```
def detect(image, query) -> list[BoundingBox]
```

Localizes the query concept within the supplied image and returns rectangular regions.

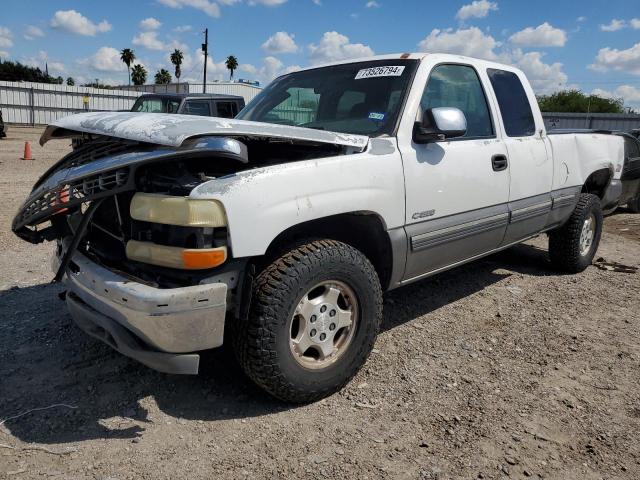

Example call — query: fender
[189,138,406,258]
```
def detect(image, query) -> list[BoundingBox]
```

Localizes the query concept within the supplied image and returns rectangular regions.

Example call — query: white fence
[0,80,263,125]
[120,82,263,101]
[0,80,141,125]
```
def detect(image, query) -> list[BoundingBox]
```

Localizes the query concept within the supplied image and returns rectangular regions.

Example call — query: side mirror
[413,107,467,144]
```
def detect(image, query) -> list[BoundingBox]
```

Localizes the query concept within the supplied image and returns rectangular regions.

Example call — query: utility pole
[202,28,208,93]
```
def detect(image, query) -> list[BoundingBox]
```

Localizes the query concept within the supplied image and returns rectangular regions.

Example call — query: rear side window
[625,137,640,158]
[487,69,536,137]
[420,64,494,138]
[183,100,211,116]
[216,101,238,118]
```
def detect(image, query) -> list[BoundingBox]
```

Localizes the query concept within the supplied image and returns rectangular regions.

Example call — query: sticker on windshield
[355,65,405,79]
[368,112,385,120]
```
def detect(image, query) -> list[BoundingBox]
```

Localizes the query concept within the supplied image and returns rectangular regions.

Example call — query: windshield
[131,97,181,113]
[236,59,418,137]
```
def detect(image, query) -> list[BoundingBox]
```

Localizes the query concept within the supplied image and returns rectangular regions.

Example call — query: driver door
[398,63,510,281]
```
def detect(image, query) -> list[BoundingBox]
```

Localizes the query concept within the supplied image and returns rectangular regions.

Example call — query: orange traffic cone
[21,141,34,160]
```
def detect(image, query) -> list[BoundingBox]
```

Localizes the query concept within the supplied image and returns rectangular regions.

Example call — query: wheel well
[263,213,394,290]
[582,168,611,199]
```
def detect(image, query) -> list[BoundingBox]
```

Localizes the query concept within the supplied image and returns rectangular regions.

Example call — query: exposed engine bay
[13,133,357,288]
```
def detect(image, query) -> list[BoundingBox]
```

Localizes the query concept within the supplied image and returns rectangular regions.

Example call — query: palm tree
[131,64,147,86]
[154,68,172,85]
[170,49,184,88]
[120,48,136,86]
[225,55,238,81]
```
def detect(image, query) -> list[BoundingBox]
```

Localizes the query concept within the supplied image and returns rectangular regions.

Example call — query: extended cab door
[397,62,510,281]
[486,69,554,245]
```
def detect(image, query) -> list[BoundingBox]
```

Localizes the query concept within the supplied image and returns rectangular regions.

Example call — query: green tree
[56,76,64,84]
[154,68,171,85]
[131,64,147,86]
[170,49,184,87]
[537,90,624,114]
[225,55,238,81]
[120,48,136,86]
[66,77,75,86]
[0,60,57,83]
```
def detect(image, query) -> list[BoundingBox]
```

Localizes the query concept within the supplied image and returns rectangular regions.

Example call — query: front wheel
[234,240,382,403]
[548,193,603,273]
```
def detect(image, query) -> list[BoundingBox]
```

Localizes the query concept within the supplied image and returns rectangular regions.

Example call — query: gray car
[130,93,245,119]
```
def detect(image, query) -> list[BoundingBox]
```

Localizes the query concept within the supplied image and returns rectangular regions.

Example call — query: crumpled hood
[40,111,370,151]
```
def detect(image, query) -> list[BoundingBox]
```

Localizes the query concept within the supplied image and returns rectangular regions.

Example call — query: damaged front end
[12,112,368,374]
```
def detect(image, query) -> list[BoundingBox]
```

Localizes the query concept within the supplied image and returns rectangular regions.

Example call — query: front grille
[15,168,130,228]
[33,139,141,191]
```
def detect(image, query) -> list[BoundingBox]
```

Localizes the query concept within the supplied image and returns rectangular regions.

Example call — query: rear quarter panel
[547,133,624,190]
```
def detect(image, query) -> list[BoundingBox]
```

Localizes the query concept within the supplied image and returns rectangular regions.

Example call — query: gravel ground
[0,127,639,480]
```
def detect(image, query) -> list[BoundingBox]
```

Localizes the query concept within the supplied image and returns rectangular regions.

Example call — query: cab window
[487,68,536,137]
[216,101,238,118]
[420,64,494,138]
[183,100,211,116]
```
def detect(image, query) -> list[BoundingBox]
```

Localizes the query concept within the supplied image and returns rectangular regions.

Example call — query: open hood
[40,112,370,151]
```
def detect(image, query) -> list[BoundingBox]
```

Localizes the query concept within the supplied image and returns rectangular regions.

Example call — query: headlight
[126,241,227,270]
[130,193,226,227]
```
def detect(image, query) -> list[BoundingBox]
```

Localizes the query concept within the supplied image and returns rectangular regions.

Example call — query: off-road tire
[233,240,382,403]
[628,196,640,213]
[548,193,603,273]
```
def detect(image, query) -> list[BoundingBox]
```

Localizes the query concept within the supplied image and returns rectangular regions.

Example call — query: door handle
[492,154,508,172]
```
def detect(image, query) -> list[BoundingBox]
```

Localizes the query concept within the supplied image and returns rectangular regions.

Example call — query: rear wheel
[548,193,603,273]
[233,239,382,403]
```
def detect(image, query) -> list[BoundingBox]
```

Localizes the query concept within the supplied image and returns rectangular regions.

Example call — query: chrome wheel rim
[289,280,358,370]
[579,213,596,256]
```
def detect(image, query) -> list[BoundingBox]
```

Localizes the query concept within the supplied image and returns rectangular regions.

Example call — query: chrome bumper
[62,253,228,374]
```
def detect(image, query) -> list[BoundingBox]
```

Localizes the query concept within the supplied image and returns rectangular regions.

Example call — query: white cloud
[157,0,220,18]
[248,0,288,5]
[600,19,626,32]
[0,26,13,49]
[417,28,568,94]
[24,25,45,41]
[240,56,301,84]
[22,51,65,73]
[508,22,566,47]
[456,0,498,21]
[50,10,112,36]
[133,31,165,50]
[511,50,567,93]
[590,43,640,75]
[140,17,162,30]
[576,16,587,22]
[308,31,374,65]
[366,1,380,7]
[180,48,229,82]
[312,0,322,5]
[592,85,640,110]
[631,18,640,29]
[418,27,499,60]
[78,46,126,72]
[0,51,9,59]
[173,25,193,33]
[261,31,298,54]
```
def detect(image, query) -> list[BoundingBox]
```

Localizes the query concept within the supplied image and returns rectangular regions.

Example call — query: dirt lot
[0,127,639,480]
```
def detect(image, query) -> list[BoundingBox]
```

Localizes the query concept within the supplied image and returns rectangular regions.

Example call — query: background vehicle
[0,109,6,138]
[130,93,245,118]
[13,53,624,403]
[615,132,640,212]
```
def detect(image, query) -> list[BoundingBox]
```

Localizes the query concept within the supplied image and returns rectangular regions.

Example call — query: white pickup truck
[13,53,624,403]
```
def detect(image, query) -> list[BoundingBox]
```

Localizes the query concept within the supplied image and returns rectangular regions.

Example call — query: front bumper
[62,253,228,374]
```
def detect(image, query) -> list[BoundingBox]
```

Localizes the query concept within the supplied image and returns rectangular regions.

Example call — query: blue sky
[2,0,640,108]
